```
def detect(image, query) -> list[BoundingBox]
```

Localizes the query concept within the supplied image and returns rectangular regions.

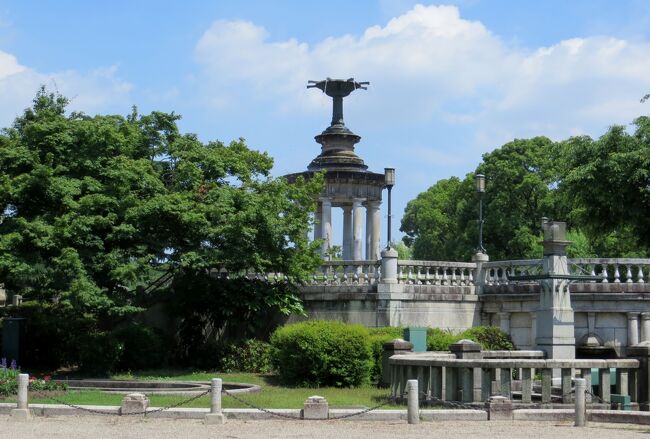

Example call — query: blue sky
[2,1,650,245]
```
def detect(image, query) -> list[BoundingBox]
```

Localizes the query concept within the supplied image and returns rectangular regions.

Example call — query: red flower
[43,375,51,382]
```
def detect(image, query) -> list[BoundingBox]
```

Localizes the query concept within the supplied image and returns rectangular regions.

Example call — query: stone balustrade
[389,353,640,406]
[310,260,381,286]
[569,258,650,284]
[396,260,477,286]
[482,260,543,286]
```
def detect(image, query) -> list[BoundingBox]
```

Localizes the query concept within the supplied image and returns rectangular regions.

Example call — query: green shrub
[367,327,404,383]
[220,339,273,373]
[426,328,463,351]
[78,332,123,375]
[114,324,168,371]
[271,320,372,387]
[425,326,515,352]
[460,326,515,350]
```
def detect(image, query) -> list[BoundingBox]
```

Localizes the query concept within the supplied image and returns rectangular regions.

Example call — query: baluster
[353,270,359,284]
[639,266,646,284]
[442,267,448,285]
[397,265,406,284]
[451,267,457,285]
[433,267,440,285]
[626,265,633,283]
[460,268,465,285]
[414,266,422,285]
[375,265,381,284]
[498,267,504,284]
[468,268,474,285]
[590,265,596,283]
[342,268,349,284]
[614,264,621,283]
[425,267,432,285]
[602,266,609,283]
[363,270,369,285]
[408,265,414,285]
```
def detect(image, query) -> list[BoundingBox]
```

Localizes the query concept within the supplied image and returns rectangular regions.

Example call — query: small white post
[205,378,226,424]
[407,379,419,424]
[10,373,32,420]
[574,378,587,427]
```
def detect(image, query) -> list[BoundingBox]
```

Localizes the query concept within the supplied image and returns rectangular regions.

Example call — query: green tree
[400,176,474,260]
[0,89,322,336]
[556,120,650,256]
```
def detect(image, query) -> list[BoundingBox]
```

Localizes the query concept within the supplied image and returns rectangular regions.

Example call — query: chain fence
[221,388,397,421]
[28,388,212,417]
[12,381,650,420]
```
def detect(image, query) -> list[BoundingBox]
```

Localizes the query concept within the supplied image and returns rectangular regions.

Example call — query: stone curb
[0,403,486,421]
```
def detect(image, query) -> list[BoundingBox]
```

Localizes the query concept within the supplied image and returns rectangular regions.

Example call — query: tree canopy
[401,119,650,260]
[0,89,322,331]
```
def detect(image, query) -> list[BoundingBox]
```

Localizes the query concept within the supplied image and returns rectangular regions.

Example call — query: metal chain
[222,389,396,421]
[29,388,211,416]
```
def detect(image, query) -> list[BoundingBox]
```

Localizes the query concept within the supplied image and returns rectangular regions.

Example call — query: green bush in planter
[426,328,464,351]
[271,320,372,387]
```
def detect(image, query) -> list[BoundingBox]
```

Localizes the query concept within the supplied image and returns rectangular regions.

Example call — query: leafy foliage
[270,320,373,387]
[219,339,273,373]
[427,326,514,351]
[367,326,404,382]
[402,125,650,260]
[0,89,323,370]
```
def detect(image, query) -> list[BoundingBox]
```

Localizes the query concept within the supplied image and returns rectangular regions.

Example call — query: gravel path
[2,417,649,439]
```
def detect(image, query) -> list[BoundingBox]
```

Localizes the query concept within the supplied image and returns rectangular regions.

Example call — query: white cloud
[194,4,650,148]
[0,51,132,126]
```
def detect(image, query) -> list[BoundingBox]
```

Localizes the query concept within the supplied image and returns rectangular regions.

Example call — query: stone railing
[310,260,381,285]
[568,258,650,284]
[481,258,650,286]
[389,352,640,405]
[397,260,477,286]
[482,259,543,286]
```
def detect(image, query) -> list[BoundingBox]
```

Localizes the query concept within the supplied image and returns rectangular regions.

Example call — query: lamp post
[384,168,395,249]
[475,173,486,253]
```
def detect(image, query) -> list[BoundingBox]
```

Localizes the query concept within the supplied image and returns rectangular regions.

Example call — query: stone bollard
[407,379,419,425]
[302,395,328,420]
[486,396,513,421]
[10,373,32,420]
[205,378,226,424]
[120,393,149,415]
[574,378,587,427]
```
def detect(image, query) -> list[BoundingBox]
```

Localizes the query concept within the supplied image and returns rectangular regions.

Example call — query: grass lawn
[22,371,401,410]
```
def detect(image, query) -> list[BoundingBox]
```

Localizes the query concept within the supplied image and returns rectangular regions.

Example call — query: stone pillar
[628,313,640,346]
[535,221,575,360]
[380,247,398,284]
[320,197,332,258]
[472,252,489,295]
[642,313,650,343]
[342,205,353,260]
[529,312,537,349]
[352,198,364,261]
[366,201,381,260]
[499,312,510,336]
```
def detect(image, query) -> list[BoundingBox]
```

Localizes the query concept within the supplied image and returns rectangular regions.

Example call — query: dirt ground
[2,417,650,439]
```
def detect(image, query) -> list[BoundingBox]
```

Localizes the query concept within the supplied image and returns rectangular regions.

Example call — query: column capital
[498,311,511,320]
[319,196,332,205]
[352,197,365,206]
[366,199,381,209]
[628,312,640,320]
[341,204,352,212]
[642,312,650,321]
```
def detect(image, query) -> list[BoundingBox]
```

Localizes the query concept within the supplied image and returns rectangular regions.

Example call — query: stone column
[530,312,537,349]
[342,205,352,260]
[314,203,322,242]
[628,313,640,346]
[642,313,650,343]
[499,312,510,335]
[366,201,381,260]
[320,197,332,258]
[352,198,364,261]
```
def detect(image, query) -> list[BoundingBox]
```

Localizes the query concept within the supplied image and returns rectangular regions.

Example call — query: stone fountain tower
[285,78,386,260]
